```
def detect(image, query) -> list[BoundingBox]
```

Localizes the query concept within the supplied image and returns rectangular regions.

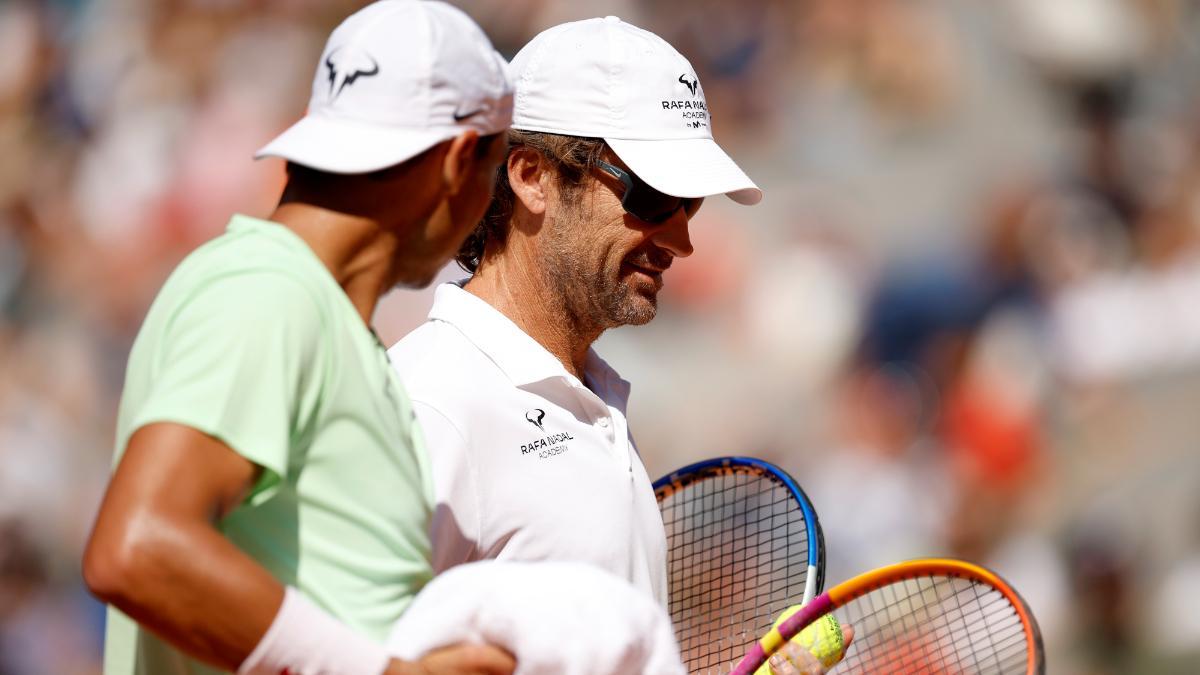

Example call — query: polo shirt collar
[428,282,631,402]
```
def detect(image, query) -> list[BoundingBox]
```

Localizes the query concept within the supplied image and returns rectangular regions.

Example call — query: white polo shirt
[388,283,668,606]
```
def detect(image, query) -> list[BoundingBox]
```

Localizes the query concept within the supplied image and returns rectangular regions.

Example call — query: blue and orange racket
[655,457,825,674]
[735,558,1046,674]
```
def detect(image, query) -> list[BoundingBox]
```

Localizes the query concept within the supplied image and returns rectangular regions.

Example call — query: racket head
[736,558,1045,675]
[654,456,826,673]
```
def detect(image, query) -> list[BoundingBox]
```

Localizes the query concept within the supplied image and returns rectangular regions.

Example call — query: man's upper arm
[83,421,269,607]
[113,424,262,525]
[83,422,288,670]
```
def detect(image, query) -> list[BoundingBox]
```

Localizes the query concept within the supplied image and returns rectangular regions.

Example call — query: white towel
[387,560,686,675]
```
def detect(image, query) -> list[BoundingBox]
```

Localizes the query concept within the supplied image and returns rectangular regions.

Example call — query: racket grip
[731,595,835,675]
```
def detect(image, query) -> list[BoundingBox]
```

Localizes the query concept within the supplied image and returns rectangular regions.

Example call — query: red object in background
[941,381,1040,492]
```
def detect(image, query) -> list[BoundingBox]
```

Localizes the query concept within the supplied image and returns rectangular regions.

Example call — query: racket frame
[653,456,826,604]
[734,558,1046,675]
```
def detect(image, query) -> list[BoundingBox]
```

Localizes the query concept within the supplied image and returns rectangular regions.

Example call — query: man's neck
[464,262,601,382]
[268,202,400,327]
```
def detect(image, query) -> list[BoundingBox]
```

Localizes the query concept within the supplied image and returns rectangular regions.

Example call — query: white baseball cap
[256,0,513,174]
[510,16,761,205]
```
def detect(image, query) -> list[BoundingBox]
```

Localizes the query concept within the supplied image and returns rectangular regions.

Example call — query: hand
[767,624,854,675]
[385,644,516,675]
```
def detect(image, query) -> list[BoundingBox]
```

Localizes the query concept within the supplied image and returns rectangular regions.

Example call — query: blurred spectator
[1065,527,1139,674]
[803,363,954,584]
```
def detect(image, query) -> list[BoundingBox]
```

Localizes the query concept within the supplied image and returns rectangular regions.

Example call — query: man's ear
[508,146,548,216]
[441,130,481,196]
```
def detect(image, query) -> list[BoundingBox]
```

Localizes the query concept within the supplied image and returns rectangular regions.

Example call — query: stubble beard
[543,224,658,336]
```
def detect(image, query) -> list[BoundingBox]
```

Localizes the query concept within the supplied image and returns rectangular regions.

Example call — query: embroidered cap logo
[325,46,380,100]
[678,73,699,97]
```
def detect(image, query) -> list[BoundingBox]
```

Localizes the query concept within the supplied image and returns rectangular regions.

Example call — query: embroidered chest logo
[519,409,574,459]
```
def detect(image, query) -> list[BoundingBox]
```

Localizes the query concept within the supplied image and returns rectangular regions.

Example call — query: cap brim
[255,115,459,174]
[605,137,762,205]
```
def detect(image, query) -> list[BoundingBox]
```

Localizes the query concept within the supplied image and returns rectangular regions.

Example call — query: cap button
[604,15,620,23]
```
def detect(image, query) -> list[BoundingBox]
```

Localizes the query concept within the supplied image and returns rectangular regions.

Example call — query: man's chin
[392,267,440,291]
[616,293,658,326]
[623,311,656,326]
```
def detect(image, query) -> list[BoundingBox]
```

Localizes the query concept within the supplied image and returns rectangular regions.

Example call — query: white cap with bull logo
[509,16,762,205]
[257,0,513,174]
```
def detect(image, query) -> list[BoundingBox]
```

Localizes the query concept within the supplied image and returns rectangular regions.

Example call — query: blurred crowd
[2,0,1199,673]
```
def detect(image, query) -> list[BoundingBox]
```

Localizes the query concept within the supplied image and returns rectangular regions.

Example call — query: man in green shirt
[82,2,515,674]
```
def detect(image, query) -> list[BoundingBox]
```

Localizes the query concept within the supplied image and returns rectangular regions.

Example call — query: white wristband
[238,587,391,675]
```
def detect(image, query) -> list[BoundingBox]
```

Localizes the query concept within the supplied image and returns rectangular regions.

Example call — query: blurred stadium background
[2,0,1200,672]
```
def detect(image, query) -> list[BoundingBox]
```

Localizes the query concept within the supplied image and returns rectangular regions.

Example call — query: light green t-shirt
[104,215,435,675]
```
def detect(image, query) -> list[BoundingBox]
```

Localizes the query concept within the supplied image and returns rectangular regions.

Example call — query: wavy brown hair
[455,130,607,273]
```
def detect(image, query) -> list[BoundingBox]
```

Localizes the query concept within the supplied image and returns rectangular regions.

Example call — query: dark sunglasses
[595,160,703,224]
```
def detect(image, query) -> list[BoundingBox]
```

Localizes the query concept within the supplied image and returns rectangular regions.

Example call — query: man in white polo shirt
[388,16,761,608]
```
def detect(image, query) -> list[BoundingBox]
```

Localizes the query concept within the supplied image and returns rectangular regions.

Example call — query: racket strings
[659,470,813,674]
[832,575,1030,674]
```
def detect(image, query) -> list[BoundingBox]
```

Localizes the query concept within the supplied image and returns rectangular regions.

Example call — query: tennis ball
[754,606,845,674]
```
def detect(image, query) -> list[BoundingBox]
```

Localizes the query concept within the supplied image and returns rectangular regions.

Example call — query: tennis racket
[734,558,1045,675]
[654,456,825,674]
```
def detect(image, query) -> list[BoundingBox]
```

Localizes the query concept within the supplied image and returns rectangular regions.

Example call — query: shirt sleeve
[128,271,326,503]
[413,400,481,572]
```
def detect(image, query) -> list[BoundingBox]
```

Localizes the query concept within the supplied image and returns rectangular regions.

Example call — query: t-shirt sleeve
[414,400,481,572]
[129,271,326,502]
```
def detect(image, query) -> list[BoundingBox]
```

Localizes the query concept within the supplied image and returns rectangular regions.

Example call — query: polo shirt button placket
[597,416,614,444]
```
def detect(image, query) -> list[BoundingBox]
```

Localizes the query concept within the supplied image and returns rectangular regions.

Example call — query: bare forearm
[84,425,511,675]
[84,424,284,671]
[86,508,283,671]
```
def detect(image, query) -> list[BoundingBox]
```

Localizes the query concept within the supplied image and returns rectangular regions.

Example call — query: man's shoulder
[390,319,470,364]
[389,320,503,405]
[153,257,327,337]
[156,225,341,323]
